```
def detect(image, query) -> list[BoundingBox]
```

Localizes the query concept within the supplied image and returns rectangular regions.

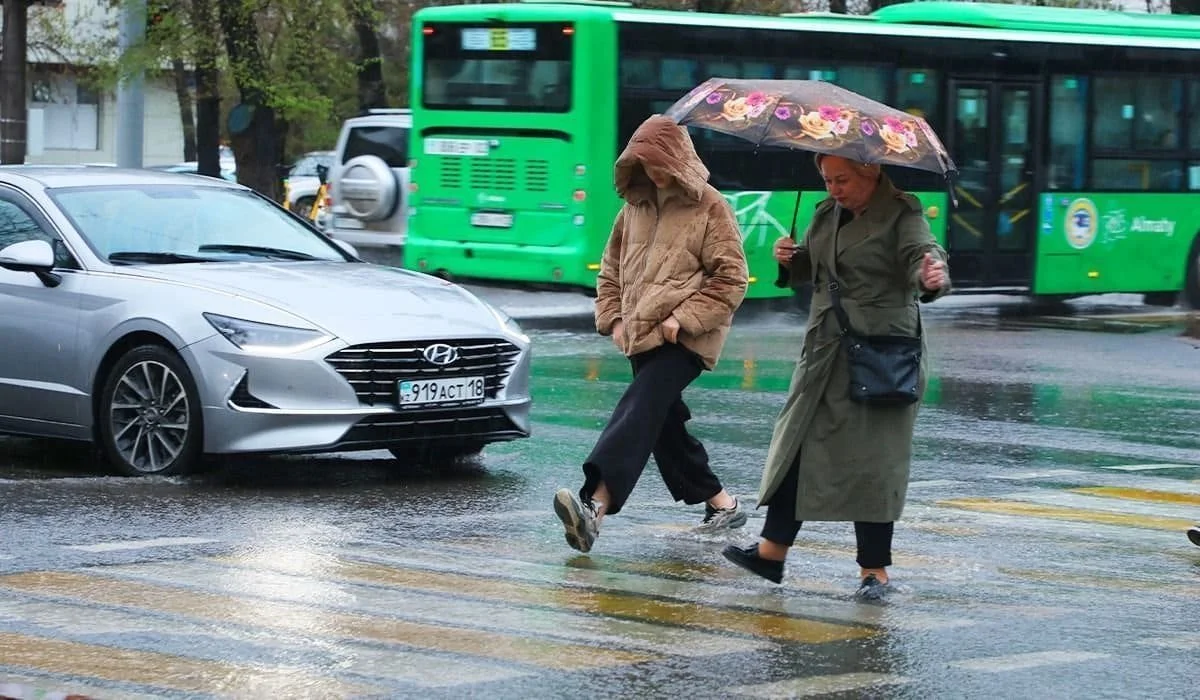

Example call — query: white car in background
[325,110,411,265]
[285,150,336,216]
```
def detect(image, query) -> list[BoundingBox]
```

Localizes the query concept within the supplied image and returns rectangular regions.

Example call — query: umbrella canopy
[665,77,957,177]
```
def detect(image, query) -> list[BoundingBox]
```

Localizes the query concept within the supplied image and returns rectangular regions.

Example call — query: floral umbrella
[665,77,957,177]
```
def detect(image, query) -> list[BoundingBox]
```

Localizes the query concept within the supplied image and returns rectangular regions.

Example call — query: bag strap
[819,206,854,337]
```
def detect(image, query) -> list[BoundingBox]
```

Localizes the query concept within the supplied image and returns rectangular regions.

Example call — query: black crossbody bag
[821,215,922,406]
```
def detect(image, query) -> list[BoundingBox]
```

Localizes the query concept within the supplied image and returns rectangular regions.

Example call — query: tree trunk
[868,0,908,10]
[1171,0,1200,13]
[829,0,847,13]
[172,58,197,162]
[192,0,221,178]
[0,0,29,165]
[347,0,387,112]
[217,0,286,199]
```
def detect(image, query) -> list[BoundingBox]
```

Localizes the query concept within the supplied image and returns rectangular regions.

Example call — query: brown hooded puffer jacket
[595,115,748,370]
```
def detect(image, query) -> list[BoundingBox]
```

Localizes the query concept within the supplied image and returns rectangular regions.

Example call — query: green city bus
[405,0,1200,306]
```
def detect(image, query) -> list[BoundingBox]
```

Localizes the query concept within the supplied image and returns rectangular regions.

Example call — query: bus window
[422,23,573,112]
[661,58,698,91]
[1190,82,1200,149]
[1092,76,1182,151]
[1048,76,1087,191]
[1190,163,1200,191]
[621,58,657,88]
[895,69,939,129]
[1092,159,1182,191]
[781,65,887,103]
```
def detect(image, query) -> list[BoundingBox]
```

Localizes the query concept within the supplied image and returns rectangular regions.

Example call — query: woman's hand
[662,315,681,344]
[920,252,947,291]
[612,319,625,349]
[773,236,797,267]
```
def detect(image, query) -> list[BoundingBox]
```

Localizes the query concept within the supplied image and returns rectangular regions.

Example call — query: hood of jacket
[613,115,709,205]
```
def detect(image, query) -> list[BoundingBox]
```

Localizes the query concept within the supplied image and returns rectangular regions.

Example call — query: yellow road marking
[221,555,872,645]
[998,568,1195,597]
[0,632,376,697]
[0,571,650,670]
[937,498,1193,531]
[1070,486,1200,506]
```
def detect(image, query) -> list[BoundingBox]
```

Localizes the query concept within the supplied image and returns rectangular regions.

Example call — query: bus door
[947,80,1039,289]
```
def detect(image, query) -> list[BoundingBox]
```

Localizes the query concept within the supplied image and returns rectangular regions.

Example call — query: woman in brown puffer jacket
[553,115,750,553]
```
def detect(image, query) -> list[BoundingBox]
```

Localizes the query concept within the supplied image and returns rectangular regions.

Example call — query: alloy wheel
[108,360,192,474]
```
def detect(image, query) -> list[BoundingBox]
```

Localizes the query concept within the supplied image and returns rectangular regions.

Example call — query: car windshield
[291,154,334,178]
[50,184,349,263]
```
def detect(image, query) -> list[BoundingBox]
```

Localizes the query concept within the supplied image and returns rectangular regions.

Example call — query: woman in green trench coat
[722,154,950,600]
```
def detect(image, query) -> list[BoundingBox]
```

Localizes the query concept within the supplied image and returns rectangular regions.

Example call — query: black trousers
[761,453,894,569]
[580,343,724,516]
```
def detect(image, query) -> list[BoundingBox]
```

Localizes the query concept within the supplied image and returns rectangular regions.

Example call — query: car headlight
[203,313,334,354]
[482,301,528,342]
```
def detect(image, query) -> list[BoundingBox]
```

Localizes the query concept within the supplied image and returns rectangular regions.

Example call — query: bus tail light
[422,27,434,35]
[562,26,575,35]
[575,164,586,177]
[573,215,585,226]
[409,182,419,192]
[573,190,586,202]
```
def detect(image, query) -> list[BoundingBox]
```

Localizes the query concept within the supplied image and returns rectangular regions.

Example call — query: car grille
[337,407,527,448]
[325,338,521,406]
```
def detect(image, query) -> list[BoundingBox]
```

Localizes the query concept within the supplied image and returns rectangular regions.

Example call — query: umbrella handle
[776,189,804,289]
[945,173,959,209]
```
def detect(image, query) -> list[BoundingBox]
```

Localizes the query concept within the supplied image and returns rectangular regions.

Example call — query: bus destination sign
[461,27,537,52]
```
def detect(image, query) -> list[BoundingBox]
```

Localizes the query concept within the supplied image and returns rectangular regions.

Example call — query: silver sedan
[0,167,531,476]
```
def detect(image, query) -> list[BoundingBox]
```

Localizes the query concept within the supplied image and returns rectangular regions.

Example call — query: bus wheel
[1185,238,1200,310]
[1143,292,1178,307]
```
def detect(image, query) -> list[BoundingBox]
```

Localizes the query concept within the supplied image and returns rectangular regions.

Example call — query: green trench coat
[758,174,950,522]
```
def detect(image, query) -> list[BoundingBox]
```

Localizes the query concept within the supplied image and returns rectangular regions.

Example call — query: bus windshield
[422,23,573,112]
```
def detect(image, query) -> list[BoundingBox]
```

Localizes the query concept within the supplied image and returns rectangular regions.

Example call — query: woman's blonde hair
[813,153,881,179]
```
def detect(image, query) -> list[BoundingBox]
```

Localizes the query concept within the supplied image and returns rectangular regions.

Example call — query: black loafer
[855,573,892,601]
[722,543,784,584]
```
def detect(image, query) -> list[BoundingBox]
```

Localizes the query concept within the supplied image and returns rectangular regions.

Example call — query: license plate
[425,138,490,157]
[471,212,513,228]
[332,216,364,230]
[398,376,486,407]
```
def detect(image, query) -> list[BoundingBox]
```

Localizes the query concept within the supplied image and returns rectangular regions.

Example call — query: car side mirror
[0,240,61,287]
[331,238,358,258]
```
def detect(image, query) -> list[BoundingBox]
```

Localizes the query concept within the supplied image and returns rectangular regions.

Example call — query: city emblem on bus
[1064,198,1098,250]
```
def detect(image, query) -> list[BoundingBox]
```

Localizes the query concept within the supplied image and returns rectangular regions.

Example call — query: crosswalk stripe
[92,559,771,659]
[221,548,874,644]
[1070,486,1200,506]
[997,568,1195,597]
[0,632,377,697]
[0,673,163,700]
[730,672,911,697]
[935,498,1193,531]
[1101,463,1200,472]
[423,540,977,630]
[948,650,1109,672]
[0,571,652,671]
[65,537,217,553]
[1136,633,1200,651]
[0,595,532,688]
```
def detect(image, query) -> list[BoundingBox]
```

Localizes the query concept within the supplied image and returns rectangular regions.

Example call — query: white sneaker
[554,488,599,553]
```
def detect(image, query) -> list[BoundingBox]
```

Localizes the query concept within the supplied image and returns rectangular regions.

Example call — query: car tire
[389,443,484,466]
[98,344,204,477]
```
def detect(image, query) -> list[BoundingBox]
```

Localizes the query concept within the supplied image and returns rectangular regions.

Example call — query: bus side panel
[1033,192,1198,296]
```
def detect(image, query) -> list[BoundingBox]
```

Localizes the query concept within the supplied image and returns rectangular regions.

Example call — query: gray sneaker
[554,488,599,553]
[696,497,747,532]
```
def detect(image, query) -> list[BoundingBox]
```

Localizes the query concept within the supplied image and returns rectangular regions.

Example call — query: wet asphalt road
[1,293,1198,699]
